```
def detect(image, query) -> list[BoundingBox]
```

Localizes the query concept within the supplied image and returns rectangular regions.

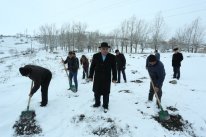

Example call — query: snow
[0,37,206,137]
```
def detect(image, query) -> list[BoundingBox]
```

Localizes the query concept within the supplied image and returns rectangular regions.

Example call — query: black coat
[172,52,183,67]
[116,53,126,70]
[89,52,117,95]
[70,57,79,72]
[23,65,52,94]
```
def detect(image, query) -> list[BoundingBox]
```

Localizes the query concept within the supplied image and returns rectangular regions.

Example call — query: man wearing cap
[115,49,127,83]
[89,42,117,111]
[172,48,183,80]
[146,55,165,107]
[19,65,52,107]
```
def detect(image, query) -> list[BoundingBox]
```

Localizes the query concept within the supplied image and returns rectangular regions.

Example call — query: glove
[29,92,33,97]
[122,66,126,69]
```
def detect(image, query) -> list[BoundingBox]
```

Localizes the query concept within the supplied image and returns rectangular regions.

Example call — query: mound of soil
[153,114,196,137]
[13,111,42,136]
[92,125,118,136]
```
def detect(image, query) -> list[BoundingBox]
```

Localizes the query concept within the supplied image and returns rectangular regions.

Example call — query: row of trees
[38,14,206,53]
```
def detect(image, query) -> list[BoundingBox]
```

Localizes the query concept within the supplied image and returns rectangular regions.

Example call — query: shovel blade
[21,110,35,119]
[158,110,170,121]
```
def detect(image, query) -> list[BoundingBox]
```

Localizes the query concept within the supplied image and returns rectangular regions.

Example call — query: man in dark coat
[19,65,52,107]
[146,55,165,107]
[115,49,127,83]
[89,42,117,110]
[172,48,183,80]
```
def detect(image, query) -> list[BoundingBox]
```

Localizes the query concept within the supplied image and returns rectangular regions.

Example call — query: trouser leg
[94,93,101,105]
[122,69,126,82]
[69,72,73,87]
[73,72,78,91]
[148,82,154,101]
[82,70,85,79]
[177,67,180,79]
[41,73,52,105]
[117,69,121,82]
[103,94,109,109]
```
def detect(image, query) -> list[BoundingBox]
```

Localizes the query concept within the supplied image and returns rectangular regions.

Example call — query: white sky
[1,0,206,35]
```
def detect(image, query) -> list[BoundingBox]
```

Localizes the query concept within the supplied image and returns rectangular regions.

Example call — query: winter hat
[68,51,73,55]
[115,49,119,53]
[173,47,179,51]
[19,67,30,76]
[148,55,157,62]
[99,42,110,48]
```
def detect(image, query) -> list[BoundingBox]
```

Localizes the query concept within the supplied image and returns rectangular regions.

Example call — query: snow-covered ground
[0,37,206,137]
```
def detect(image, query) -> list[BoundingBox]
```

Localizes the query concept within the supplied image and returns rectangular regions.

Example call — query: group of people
[19,42,183,111]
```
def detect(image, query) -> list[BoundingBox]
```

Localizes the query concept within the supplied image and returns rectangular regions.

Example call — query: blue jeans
[69,71,78,90]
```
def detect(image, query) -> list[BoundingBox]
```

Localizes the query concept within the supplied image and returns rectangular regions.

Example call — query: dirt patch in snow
[13,111,42,136]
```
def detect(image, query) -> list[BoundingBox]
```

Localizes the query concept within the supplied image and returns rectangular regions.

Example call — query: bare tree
[133,19,150,53]
[87,31,100,52]
[119,20,129,53]
[190,18,205,53]
[174,18,205,52]
[150,13,166,50]
[72,22,87,52]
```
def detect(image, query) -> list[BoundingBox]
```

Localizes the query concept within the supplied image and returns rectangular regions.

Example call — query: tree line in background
[37,14,206,53]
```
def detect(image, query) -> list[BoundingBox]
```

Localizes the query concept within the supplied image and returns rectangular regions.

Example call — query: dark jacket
[147,60,165,88]
[80,57,89,69]
[172,52,183,67]
[116,53,126,70]
[89,52,117,95]
[23,65,52,94]
[70,57,79,72]
[64,56,72,70]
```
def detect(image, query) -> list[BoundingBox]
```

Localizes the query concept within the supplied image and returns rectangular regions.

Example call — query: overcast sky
[1,0,206,35]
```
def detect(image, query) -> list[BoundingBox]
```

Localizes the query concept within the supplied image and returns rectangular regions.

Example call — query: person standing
[115,49,127,83]
[19,65,52,107]
[69,52,79,92]
[172,48,183,80]
[89,42,117,111]
[146,55,165,107]
[80,55,89,79]
[154,49,160,60]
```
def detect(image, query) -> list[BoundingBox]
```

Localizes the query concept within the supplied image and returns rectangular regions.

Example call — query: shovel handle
[61,57,70,82]
[27,81,34,111]
[148,74,163,110]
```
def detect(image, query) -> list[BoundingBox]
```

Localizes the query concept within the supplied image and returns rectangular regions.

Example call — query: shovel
[150,76,170,121]
[21,81,35,119]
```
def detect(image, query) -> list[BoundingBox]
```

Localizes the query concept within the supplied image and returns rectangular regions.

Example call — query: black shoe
[40,104,47,107]
[93,104,100,107]
[102,105,108,109]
